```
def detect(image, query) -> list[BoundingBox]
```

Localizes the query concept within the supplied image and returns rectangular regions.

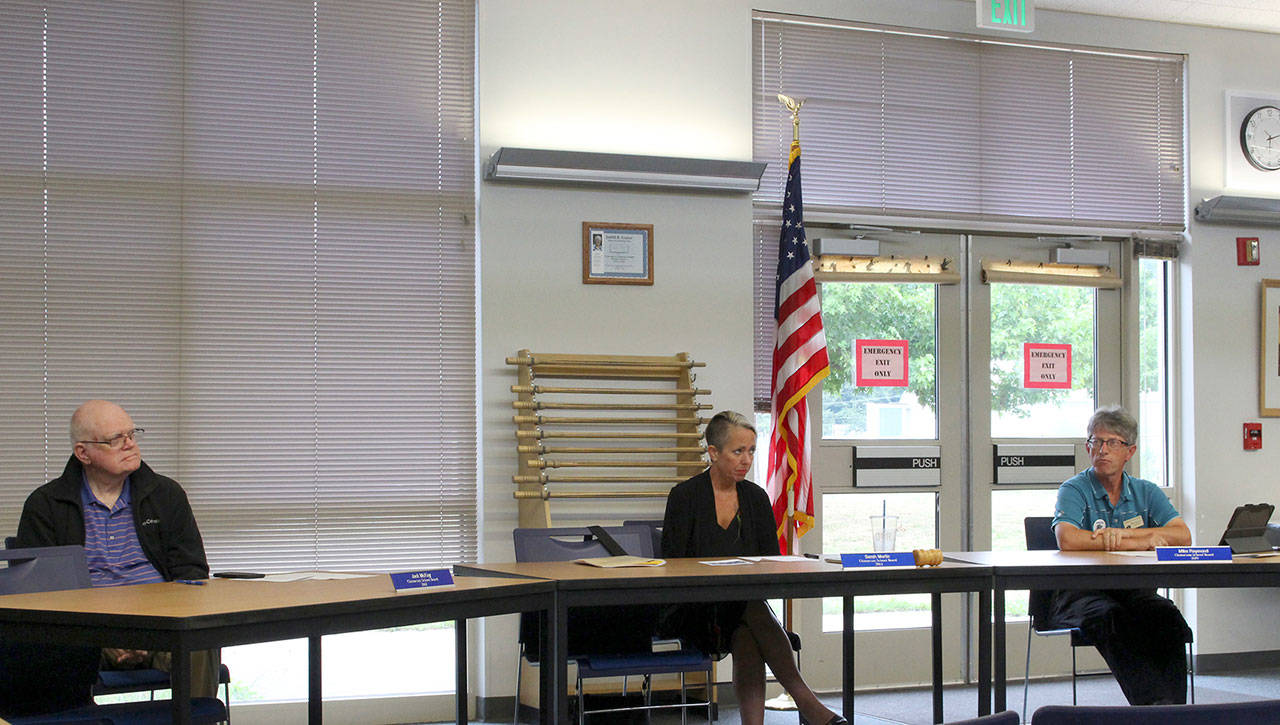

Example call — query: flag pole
[765,93,805,715]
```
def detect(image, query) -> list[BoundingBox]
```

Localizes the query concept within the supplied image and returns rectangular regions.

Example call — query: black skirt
[659,600,747,659]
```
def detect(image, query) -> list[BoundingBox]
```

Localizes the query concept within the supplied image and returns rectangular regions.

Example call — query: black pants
[1049,588,1191,705]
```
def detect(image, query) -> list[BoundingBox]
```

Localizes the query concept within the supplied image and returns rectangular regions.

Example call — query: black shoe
[826,717,848,725]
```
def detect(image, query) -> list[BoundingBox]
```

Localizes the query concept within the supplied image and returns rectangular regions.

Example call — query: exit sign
[977,0,1035,33]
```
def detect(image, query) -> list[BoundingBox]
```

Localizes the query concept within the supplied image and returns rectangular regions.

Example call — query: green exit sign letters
[977,0,1035,33]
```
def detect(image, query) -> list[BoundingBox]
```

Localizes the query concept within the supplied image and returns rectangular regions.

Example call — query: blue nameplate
[390,568,455,591]
[1155,546,1232,562]
[841,552,915,568]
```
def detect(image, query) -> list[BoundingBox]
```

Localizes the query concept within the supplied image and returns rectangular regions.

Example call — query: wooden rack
[508,350,711,527]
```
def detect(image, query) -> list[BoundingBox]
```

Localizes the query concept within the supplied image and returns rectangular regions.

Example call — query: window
[751,14,1184,398]
[820,282,938,440]
[821,492,937,631]
[752,12,1185,228]
[990,283,1097,438]
[0,0,476,703]
[1138,257,1172,485]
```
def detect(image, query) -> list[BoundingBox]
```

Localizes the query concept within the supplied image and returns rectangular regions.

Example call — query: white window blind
[0,0,477,572]
[751,12,1185,405]
[752,12,1186,228]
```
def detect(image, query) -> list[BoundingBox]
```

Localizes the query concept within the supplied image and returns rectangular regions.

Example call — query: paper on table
[574,556,665,568]
[700,558,752,566]
[741,555,810,562]
[1106,551,1157,557]
[261,571,374,582]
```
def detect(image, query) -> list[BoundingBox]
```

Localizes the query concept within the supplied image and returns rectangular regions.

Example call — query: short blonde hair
[704,410,755,449]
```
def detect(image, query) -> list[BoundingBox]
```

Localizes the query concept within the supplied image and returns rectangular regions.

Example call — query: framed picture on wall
[1261,279,1280,416]
[582,222,653,285]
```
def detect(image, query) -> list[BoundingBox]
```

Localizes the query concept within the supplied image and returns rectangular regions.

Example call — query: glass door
[969,234,1123,677]
[795,230,967,690]
[793,232,1129,691]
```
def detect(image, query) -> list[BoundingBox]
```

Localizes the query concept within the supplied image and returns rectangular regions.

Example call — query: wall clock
[1241,105,1280,171]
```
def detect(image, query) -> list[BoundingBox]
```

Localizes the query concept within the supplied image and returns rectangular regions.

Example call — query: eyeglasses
[1086,436,1131,450]
[79,428,144,450]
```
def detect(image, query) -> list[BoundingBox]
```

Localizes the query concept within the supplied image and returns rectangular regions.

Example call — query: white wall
[476,0,1280,699]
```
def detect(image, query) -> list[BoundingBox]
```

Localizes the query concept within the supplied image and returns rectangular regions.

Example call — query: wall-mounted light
[1195,195,1280,226]
[981,258,1120,288]
[814,253,960,284]
[484,147,767,193]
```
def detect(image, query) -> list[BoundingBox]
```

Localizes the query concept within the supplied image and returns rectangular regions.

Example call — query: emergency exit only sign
[977,0,1035,33]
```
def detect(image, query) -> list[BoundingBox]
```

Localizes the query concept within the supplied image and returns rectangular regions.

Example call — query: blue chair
[1029,699,1280,724]
[1022,516,1194,720]
[3,537,231,719]
[513,525,712,725]
[7,698,227,724]
[944,711,1019,725]
[92,664,231,720]
[0,546,104,718]
[0,546,226,725]
[622,519,665,559]
[623,517,807,722]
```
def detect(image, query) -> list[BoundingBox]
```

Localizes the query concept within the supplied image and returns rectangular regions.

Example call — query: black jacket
[661,469,780,558]
[16,455,209,581]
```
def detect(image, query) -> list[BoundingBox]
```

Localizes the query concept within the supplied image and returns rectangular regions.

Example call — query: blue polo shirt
[1052,468,1180,533]
[81,474,165,587]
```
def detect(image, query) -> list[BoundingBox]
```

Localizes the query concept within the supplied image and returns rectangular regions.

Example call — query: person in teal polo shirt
[1048,405,1192,704]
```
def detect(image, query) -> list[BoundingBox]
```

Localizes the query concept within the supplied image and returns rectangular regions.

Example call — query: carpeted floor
[504,667,1280,724]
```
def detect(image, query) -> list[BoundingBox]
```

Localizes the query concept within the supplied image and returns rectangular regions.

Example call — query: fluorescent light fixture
[1052,247,1110,266]
[814,237,881,257]
[981,259,1120,288]
[484,147,767,192]
[1195,195,1280,226]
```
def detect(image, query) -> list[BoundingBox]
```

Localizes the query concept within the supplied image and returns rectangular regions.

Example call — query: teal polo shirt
[1052,468,1180,533]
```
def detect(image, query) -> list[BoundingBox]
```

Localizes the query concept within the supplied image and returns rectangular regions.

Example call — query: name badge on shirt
[1123,515,1144,529]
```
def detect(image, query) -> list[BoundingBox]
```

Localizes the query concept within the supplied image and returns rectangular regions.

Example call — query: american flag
[766,140,830,554]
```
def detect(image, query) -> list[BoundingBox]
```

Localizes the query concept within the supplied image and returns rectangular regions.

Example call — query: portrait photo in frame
[582,222,653,285]
[1261,279,1280,416]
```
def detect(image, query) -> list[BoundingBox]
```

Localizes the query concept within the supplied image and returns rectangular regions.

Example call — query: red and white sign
[856,339,909,387]
[1023,343,1072,389]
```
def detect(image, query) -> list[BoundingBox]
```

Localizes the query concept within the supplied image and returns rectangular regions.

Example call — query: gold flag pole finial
[777,94,804,142]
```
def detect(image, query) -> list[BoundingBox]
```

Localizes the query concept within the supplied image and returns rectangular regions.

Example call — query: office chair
[942,711,1019,725]
[93,665,232,720]
[512,525,713,725]
[5,698,229,725]
[1021,516,1194,721]
[623,517,807,722]
[3,537,231,720]
[0,546,227,725]
[1029,699,1280,725]
[622,519,665,560]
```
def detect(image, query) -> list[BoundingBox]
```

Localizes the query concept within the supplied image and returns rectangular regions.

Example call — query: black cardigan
[661,469,780,558]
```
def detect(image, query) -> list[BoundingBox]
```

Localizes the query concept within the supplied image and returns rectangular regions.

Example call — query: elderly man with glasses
[1047,405,1192,705]
[14,399,219,701]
